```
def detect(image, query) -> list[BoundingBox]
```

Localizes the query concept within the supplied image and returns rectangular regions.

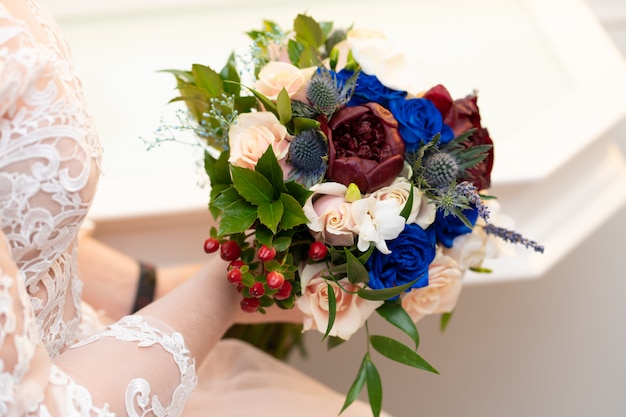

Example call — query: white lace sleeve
[1,230,197,417]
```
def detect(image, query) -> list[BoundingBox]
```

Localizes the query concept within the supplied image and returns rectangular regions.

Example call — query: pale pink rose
[267,42,291,63]
[401,249,463,324]
[254,62,315,102]
[228,111,290,170]
[296,263,383,340]
[368,178,436,229]
[303,182,356,247]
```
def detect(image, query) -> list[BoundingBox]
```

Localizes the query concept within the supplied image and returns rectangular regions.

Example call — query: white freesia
[296,263,383,340]
[303,182,357,247]
[401,249,463,324]
[254,61,315,102]
[351,196,406,254]
[369,178,436,229]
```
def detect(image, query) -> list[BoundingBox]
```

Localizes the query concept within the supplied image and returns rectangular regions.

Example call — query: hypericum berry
[257,245,276,262]
[227,268,243,285]
[266,271,285,290]
[220,240,241,262]
[274,280,293,300]
[240,297,261,313]
[308,241,328,261]
[229,260,245,269]
[249,282,265,298]
[203,237,220,254]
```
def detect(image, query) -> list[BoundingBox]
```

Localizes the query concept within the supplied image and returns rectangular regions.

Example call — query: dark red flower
[423,84,494,190]
[322,103,405,193]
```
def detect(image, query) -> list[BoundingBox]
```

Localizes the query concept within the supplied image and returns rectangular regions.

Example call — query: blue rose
[388,98,454,151]
[366,223,436,298]
[428,206,479,248]
[335,69,407,108]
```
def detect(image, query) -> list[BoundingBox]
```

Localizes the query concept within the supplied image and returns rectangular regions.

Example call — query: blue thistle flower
[307,72,341,113]
[287,129,328,188]
[423,152,459,188]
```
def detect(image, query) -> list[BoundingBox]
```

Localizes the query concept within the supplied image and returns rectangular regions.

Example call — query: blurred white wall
[294,2,626,414]
[39,0,626,415]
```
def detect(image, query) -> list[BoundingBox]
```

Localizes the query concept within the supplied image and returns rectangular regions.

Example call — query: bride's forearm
[137,254,238,361]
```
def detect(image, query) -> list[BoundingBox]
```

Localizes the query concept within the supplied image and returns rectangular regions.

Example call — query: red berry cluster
[203,237,297,313]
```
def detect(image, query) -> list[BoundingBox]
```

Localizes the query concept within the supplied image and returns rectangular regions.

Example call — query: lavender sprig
[456,181,490,222]
[482,224,545,254]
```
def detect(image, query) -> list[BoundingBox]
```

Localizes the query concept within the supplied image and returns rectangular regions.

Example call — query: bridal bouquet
[159,13,543,416]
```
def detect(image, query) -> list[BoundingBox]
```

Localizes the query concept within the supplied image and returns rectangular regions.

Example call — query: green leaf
[272,235,292,252]
[322,282,337,340]
[230,165,273,206]
[234,95,258,114]
[255,148,287,197]
[369,335,439,374]
[192,64,223,97]
[255,224,274,247]
[204,150,232,186]
[469,266,493,274]
[160,68,194,83]
[245,86,278,117]
[376,301,420,348]
[210,186,242,211]
[208,183,230,218]
[278,193,309,230]
[357,275,423,301]
[294,14,323,48]
[276,88,292,125]
[218,201,258,235]
[219,52,241,96]
[340,355,368,414]
[298,45,322,68]
[365,359,382,417]
[258,200,284,234]
[440,311,453,332]
[399,185,414,221]
[284,181,313,206]
[345,249,370,284]
[287,38,304,67]
[292,117,320,135]
[327,335,345,350]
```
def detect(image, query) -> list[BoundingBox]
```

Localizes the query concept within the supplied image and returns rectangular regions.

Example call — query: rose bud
[423,84,494,190]
[322,103,405,193]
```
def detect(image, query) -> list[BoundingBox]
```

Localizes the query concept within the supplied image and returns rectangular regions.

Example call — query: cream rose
[345,28,428,95]
[303,182,356,247]
[444,200,514,271]
[296,263,383,340]
[401,249,463,324]
[228,111,290,170]
[368,178,436,229]
[254,61,315,102]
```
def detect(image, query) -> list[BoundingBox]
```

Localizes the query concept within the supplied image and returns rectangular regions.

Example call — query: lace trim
[72,316,198,417]
[0,267,45,416]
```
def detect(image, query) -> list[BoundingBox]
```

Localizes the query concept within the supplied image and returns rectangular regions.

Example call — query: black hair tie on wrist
[131,262,156,313]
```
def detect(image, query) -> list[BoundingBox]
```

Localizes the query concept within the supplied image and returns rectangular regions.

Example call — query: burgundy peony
[322,103,405,193]
[423,84,494,190]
